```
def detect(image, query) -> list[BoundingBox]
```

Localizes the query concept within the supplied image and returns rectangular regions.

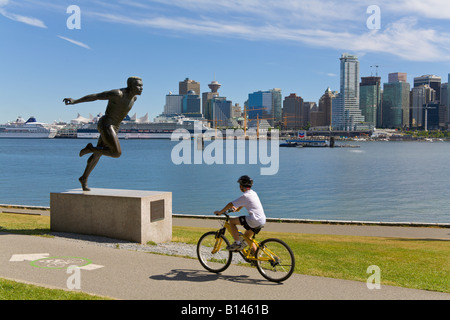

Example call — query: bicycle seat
[252,225,264,236]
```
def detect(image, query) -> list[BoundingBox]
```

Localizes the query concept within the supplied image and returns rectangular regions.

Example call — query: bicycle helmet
[237,175,253,188]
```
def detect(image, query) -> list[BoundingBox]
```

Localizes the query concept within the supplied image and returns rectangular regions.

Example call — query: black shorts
[239,216,263,234]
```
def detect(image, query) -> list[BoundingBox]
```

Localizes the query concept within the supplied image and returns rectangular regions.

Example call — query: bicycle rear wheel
[197,231,232,273]
[255,238,295,282]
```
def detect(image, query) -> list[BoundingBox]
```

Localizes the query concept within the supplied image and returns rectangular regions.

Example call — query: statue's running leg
[79,153,101,191]
[79,125,121,158]
[79,143,94,157]
[77,125,121,191]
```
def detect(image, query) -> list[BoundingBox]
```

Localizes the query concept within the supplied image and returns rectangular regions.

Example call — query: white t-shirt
[232,189,266,228]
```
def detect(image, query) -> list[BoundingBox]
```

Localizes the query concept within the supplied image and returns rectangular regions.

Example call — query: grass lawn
[1,212,449,298]
[0,278,110,300]
[172,225,450,293]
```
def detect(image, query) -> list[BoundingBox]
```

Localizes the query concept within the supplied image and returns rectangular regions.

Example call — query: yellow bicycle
[196,210,295,282]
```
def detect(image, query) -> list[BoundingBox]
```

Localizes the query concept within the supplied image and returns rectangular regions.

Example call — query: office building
[440,83,448,127]
[247,90,273,122]
[360,77,381,128]
[164,92,183,115]
[332,53,366,130]
[388,72,407,83]
[182,90,201,115]
[179,78,200,96]
[271,88,282,124]
[210,97,232,126]
[282,93,304,130]
[413,74,441,128]
[247,89,282,125]
[331,93,343,130]
[446,74,450,127]
[414,75,441,102]
[303,102,316,125]
[411,85,435,128]
[425,102,440,130]
[382,80,410,128]
[311,87,334,128]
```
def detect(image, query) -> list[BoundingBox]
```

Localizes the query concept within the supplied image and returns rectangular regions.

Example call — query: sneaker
[227,242,246,251]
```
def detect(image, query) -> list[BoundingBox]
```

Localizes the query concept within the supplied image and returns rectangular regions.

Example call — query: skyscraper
[360,76,381,128]
[247,90,274,123]
[440,82,448,127]
[164,92,183,115]
[414,75,443,128]
[247,89,282,126]
[414,75,441,102]
[447,74,450,126]
[382,74,410,128]
[270,88,282,125]
[210,97,232,126]
[282,93,304,130]
[332,53,366,130]
[311,87,334,128]
[411,84,435,128]
[331,92,344,130]
[388,72,407,83]
[182,90,201,115]
[179,78,200,96]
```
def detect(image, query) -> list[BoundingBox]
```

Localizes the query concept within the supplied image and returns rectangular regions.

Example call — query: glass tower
[448,74,450,125]
[382,81,410,128]
[360,77,381,128]
[270,88,282,124]
[333,53,366,130]
[414,75,441,102]
[248,91,273,121]
[211,97,232,125]
[182,90,201,114]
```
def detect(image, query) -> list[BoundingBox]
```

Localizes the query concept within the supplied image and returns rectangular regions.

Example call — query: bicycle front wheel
[256,238,295,282]
[197,231,232,273]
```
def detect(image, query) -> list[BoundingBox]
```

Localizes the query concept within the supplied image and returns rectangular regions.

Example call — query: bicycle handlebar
[216,208,234,219]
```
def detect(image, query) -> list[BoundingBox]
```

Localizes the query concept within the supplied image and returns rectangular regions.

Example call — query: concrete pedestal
[50,188,172,244]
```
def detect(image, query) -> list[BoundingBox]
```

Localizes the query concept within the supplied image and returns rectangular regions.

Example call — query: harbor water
[0,138,448,224]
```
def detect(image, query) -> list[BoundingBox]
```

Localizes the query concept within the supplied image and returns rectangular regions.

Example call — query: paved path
[0,217,449,301]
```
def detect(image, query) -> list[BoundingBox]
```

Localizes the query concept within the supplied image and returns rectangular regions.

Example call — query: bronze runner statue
[63,76,143,191]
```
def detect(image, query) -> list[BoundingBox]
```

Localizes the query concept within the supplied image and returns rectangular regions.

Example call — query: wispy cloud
[90,1,450,62]
[385,0,450,20]
[0,0,47,28]
[0,9,47,28]
[57,35,91,49]
[4,0,450,61]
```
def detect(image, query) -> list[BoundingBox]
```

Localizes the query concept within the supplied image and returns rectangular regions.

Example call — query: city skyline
[1,0,450,124]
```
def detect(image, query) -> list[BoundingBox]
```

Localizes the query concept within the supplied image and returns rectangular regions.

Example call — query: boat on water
[0,117,57,139]
[77,118,208,139]
[280,136,360,148]
[280,139,329,148]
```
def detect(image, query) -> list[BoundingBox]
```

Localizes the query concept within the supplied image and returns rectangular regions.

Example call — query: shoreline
[2,203,449,229]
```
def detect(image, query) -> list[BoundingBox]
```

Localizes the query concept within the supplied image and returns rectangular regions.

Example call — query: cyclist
[214,175,266,252]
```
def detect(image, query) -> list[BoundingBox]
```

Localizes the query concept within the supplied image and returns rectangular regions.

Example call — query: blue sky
[1,0,450,124]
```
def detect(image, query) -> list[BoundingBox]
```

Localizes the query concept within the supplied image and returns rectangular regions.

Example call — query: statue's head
[127,76,143,95]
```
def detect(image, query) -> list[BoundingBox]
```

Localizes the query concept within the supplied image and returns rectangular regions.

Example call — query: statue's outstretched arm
[63,89,121,105]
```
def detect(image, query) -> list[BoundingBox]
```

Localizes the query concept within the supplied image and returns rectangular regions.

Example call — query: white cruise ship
[76,115,208,139]
[0,117,57,139]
